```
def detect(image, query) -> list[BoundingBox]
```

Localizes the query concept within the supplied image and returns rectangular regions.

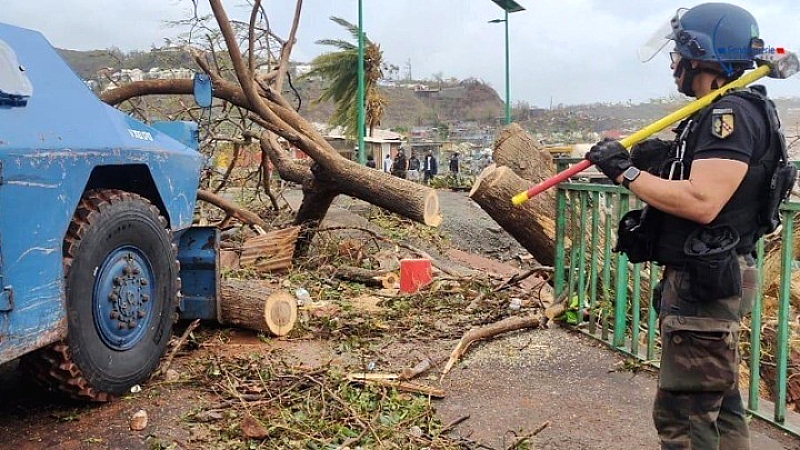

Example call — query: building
[314,123,403,163]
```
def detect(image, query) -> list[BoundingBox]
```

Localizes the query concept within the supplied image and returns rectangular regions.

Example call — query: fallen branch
[328,265,398,289]
[159,319,200,377]
[466,266,553,312]
[196,189,268,229]
[441,315,541,380]
[399,357,433,381]
[506,420,551,450]
[347,373,445,398]
[346,372,399,381]
[441,415,470,434]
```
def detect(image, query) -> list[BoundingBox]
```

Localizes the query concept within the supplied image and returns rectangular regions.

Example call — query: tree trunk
[219,279,297,336]
[255,131,442,232]
[294,180,338,255]
[493,123,554,184]
[470,164,558,266]
[311,160,442,227]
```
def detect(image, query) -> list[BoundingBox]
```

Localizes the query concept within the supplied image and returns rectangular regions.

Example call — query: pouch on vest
[659,315,738,392]
[761,164,797,235]
[682,225,741,302]
[614,207,660,263]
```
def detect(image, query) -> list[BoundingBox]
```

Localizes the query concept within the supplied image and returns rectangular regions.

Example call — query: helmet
[671,3,760,71]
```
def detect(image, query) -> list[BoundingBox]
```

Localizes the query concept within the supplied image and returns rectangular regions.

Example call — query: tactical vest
[652,86,787,265]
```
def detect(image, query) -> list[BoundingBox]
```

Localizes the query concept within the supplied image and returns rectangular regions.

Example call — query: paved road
[431,189,798,449]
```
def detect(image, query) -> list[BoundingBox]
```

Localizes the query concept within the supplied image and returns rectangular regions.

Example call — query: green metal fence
[553,158,800,435]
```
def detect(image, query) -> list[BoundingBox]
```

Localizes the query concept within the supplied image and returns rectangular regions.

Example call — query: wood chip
[130,410,148,431]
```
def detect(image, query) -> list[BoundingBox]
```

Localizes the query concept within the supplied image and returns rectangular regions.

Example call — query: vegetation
[302,17,386,138]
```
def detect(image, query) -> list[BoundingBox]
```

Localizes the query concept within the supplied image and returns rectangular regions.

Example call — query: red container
[399,258,432,293]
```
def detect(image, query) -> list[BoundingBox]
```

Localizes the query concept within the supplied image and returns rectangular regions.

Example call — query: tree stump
[219,279,297,336]
[470,164,558,266]
[493,123,553,184]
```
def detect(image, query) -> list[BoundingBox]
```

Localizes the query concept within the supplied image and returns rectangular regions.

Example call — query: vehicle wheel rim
[93,246,155,351]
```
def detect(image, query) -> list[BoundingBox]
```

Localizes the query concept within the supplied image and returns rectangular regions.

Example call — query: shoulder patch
[711,108,735,139]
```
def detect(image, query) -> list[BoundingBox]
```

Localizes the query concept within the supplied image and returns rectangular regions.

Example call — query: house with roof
[314,123,404,163]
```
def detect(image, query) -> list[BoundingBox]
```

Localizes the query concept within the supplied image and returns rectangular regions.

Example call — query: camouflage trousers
[652,257,757,450]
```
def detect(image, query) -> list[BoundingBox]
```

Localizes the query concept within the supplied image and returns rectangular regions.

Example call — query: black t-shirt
[653,92,773,263]
[688,95,769,166]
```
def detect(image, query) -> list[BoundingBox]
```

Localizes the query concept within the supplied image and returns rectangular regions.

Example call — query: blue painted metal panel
[0,23,203,363]
[177,227,219,321]
[151,121,200,152]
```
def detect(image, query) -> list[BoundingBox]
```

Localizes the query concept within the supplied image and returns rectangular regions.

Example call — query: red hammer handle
[523,159,591,199]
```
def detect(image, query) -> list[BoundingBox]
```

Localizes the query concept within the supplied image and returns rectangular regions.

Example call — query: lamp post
[489,0,525,125]
[357,0,366,164]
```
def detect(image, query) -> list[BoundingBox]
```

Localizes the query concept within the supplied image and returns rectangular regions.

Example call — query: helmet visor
[637,8,687,63]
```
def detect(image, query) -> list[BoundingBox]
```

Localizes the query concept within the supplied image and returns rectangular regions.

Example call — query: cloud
[2,0,798,105]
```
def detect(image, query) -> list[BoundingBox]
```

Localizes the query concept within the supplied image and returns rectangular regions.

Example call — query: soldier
[587,3,794,449]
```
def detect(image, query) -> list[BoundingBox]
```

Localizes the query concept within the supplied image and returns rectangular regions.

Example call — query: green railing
[553,158,800,435]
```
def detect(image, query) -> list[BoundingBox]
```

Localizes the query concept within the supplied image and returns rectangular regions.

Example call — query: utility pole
[357,0,365,164]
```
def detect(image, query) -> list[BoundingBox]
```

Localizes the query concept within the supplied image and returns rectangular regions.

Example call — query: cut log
[441,315,541,379]
[240,226,300,273]
[470,164,558,266]
[219,280,297,336]
[493,123,554,184]
[309,161,442,227]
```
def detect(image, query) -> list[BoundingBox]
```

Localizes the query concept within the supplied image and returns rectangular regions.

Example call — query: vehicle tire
[22,189,179,401]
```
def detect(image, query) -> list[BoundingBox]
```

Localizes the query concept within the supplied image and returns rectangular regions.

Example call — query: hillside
[58,48,196,79]
[59,48,800,142]
[292,78,503,128]
[59,48,503,128]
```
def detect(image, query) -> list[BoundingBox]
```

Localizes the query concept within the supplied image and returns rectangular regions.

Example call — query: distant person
[382,153,393,173]
[479,154,492,171]
[449,152,460,175]
[365,154,377,169]
[449,152,461,183]
[423,150,438,184]
[392,149,409,179]
[407,152,421,182]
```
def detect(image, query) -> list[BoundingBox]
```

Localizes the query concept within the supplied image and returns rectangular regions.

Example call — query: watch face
[625,166,641,180]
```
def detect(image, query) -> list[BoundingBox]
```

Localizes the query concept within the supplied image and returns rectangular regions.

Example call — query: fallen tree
[100,0,442,254]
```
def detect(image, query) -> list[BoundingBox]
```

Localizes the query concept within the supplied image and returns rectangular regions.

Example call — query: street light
[489,0,525,125]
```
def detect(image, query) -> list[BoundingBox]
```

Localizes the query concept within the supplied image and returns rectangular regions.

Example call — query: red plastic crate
[399,258,432,293]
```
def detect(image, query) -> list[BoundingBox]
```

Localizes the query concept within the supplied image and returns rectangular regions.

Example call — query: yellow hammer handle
[511,64,771,206]
[618,64,770,149]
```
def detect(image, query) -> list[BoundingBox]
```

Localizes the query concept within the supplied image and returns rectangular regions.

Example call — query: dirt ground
[1,189,798,449]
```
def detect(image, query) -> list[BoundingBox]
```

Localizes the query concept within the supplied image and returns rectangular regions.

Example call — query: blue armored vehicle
[0,23,216,400]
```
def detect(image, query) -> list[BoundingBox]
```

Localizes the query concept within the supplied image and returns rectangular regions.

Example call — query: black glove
[585,138,631,183]
[630,138,674,175]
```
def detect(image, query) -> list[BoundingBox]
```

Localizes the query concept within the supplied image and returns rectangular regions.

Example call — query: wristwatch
[621,166,641,189]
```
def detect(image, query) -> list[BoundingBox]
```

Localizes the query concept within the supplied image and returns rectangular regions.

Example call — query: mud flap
[177,227,220,321]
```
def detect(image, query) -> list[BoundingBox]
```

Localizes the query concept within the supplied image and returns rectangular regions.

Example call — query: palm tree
[304,17,385,138]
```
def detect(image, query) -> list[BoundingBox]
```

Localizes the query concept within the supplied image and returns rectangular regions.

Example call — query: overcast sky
[3,0,799,107]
